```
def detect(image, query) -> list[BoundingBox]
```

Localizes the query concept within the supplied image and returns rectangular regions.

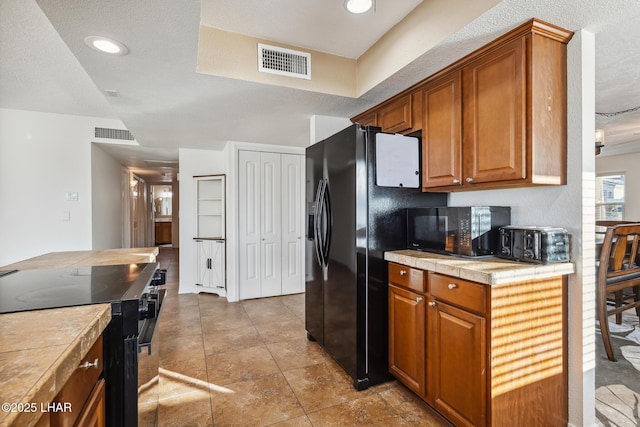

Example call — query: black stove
[0,263,156,313]
[0,263,165,427]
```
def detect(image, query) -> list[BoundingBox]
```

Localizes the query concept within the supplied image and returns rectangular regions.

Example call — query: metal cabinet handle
[400,270,407,276]
[466,177,474,183]
[416,296,423,302]
[428,301,436,307]
[80,358,99,370]
[448,283,458,290]
[453,179,460,185]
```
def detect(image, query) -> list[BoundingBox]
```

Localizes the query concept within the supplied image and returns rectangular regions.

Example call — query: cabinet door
[281,154,304,295]
[389,284,426,397]
[428,299,486,427]
[463,37,526,185]
[239,151,263,299]
[421,71,462,189]
[196,240,225,290]
[378,94,413,134]
[196,240,210,287]
[260,152,282,297]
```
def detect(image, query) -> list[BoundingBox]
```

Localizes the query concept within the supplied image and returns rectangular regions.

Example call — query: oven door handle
[138,289,166,354]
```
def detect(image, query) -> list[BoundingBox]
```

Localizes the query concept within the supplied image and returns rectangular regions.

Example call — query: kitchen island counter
[0,304,111,426]
[1,247,159,271]
[385,249,575,285]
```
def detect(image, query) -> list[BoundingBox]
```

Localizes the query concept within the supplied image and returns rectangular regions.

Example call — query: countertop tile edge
[0,305,111,427]
[385,250,575,285]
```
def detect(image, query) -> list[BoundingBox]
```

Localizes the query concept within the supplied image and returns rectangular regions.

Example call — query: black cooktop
[0,263,158,314]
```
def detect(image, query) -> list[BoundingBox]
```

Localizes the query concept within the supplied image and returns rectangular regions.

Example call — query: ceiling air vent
[93,127,138,145]
[95,127,135,141]
[258,43,311,80]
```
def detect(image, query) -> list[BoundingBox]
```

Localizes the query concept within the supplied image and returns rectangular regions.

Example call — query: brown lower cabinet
[388,262,567,426]
[50,335,105,427]
[389,283,426,397]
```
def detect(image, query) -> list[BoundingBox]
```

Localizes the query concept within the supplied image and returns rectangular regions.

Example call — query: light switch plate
[66,192,78,201]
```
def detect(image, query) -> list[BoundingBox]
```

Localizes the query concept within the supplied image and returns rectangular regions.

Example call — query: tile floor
[138,248,451,426]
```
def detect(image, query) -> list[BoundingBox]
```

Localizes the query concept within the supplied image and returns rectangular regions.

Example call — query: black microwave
[406,206,511,257]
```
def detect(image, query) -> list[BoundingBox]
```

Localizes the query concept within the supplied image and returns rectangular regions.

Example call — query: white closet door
[260,152,282,297]
[281,154,304,294]
[238,151,262,299]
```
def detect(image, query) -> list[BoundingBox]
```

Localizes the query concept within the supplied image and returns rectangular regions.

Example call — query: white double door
[238,151,304,299]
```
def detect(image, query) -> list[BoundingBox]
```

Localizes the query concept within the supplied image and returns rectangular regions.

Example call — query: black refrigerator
[305,123,446,390]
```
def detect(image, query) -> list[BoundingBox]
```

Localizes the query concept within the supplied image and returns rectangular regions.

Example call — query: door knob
[428,301,436,307]
[453,179,460,185]
[448,283,458,290]
[416,296,423,303]
[400,270,407,276]
[466,177,474,183]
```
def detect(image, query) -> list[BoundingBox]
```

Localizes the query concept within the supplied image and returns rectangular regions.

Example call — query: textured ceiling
[1,0,639,181]
[200,0,424,58]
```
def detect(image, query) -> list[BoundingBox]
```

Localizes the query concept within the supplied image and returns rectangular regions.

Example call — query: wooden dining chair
[597,223,640,361]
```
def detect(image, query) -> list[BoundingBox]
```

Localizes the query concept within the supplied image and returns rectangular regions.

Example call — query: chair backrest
[600,223,640,276]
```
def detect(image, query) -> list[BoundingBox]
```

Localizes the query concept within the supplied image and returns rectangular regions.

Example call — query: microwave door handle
[313,180,324,267]
[322,180,332,266]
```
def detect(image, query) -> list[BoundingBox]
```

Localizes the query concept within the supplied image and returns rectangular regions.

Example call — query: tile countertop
[0,304,111,427]
[385,249,575,285]
[0,247,159,271]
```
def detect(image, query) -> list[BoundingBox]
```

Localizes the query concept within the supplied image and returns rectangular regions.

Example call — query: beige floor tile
[267,415,314,426]
[158,313,203,337]
[158,390,213,427]
[159,334,205,364]
[306,393,407,426]
[209,372,304,426]
[243,303,299,325]
[138,400,158,427]
[288,303,306,320]
[282,361,374,413]
[205,344,281,385]
[266,338,331,371]
[200,309,253,333]
[159,358,209,399]
[281,293,305,306]
[202,325,264,355]
[138,366,160,404]
[198,300,246,318]
[254,318,307,343]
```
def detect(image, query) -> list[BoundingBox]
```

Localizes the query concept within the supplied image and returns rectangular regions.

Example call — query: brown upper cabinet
[352,92,422,135]
[352,19,573,192]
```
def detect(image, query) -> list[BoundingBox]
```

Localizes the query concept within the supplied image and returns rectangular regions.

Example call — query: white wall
[178,147,227,294]
[310,115,351,145]
[91,144,124,249]
[449,31,596,426]
[596,152,640,220]
[0,108,127,266]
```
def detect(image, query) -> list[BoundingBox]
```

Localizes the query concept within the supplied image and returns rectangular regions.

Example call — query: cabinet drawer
[389,263,425,293]
[429,273,486,314]
[51,335,103,427]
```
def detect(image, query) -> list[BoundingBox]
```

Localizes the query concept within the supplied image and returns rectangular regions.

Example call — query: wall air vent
[93,127,138,145]
[258,43,311,80]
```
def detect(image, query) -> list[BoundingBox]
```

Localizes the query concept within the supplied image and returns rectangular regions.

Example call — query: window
[596,174,625,220]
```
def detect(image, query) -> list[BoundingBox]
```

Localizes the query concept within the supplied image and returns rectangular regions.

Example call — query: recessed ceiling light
[84,36,129,55]
[344,0,373,14]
